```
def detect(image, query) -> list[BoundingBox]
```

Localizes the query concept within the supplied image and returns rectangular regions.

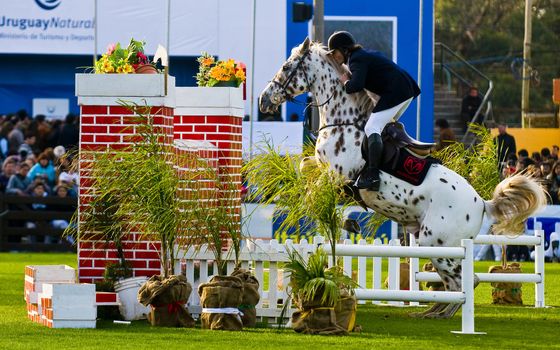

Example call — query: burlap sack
[384,262,411,290]
[422,262,445,292]
[489,263,523,305]
[137,274,195,327]
[334,289,358,332]
[231,268,260,327]
[198,275,244,331]
[291,293,348,336]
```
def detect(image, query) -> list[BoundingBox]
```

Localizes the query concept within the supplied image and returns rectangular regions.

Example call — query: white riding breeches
[364,97,413,136]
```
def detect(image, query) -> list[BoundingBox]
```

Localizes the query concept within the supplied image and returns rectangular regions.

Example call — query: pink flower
[106,43,116,55]
[237,61,246,69]
[137,51,148,64]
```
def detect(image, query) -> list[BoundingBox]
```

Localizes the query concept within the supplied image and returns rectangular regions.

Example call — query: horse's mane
[297,41,377,116]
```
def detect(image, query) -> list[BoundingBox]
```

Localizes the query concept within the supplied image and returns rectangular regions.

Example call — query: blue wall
[286,0,434,142]
[0,54,198,117]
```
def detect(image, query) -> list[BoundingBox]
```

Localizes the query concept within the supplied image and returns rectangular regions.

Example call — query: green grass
[2,253,560,350]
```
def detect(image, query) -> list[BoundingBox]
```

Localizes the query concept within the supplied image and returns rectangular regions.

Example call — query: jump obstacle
[176,229,547,334]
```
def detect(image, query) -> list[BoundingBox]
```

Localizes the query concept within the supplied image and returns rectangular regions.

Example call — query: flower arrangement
[196,52,246,87]
[95,38,156,74]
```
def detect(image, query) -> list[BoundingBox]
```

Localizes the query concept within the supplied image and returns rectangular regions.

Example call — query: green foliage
[435,0,560,121]
[242,142,357,265]
[433,124,501,199]
[284,249,357,307]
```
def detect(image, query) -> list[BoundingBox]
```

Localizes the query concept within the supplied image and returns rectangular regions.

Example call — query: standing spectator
[46,120,63,149]
[58,114,79,151]
[434,118,456,151]
[460,86,484,130]
[548,160,560,205]
[0,158,17,192]
[28,152,56,187]
[551,145,559,161]
[0,121,13,160]
[18,132,37,159]
[494,123,517,164]
[8,120,24,155]
[28,115,50,151]
[6,163,32,196]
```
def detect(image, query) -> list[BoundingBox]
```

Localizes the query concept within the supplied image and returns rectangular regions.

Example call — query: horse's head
[259,37,313,114]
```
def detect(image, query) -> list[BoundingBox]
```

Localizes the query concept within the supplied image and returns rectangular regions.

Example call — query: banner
[0,0,95,54]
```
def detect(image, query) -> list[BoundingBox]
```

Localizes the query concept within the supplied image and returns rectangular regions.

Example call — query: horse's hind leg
[422,257,463,319]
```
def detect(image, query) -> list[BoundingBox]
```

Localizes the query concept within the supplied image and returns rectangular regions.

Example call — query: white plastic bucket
[114,276,151,321]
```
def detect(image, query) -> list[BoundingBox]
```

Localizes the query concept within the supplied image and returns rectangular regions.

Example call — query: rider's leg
[356,98,413,191]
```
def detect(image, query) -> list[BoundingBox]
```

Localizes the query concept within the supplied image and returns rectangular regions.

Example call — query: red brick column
[174,87,243,238]
[76,74,175,283]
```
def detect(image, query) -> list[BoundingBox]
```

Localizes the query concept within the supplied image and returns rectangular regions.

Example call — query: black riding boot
[356,133,383,191]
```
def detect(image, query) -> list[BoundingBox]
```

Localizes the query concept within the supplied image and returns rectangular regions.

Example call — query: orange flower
[235,68,245,81]
[201,57,214,67]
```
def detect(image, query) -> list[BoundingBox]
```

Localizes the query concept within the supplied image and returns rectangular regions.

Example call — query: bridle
[270,50,334,129]
[269,48,361,135]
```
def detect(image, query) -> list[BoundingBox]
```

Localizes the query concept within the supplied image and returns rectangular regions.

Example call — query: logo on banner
[34,0,62,10]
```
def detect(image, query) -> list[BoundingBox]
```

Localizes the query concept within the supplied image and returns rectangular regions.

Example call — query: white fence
[175,229,547,334]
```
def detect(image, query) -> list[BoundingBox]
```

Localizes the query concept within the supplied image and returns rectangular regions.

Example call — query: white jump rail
[409,229,546,308]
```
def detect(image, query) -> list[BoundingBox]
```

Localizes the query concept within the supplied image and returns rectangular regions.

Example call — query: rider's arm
[344,55,367,94]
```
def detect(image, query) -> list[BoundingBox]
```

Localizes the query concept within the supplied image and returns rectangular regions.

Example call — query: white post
[388,239,401,306]
[372,238,382,304]
[452,239,484,334]
[408,233,420,306]
[343,239,353,277]
[535,229,545,308]
[357,239,367,305]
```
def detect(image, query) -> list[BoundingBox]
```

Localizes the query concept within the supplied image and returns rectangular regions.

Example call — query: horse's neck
[308,51,365,126]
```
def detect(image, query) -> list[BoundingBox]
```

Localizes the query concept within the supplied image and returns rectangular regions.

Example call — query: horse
[259,37,547,318]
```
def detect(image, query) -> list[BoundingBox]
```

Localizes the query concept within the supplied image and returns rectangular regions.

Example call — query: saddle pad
[380,149,439,186]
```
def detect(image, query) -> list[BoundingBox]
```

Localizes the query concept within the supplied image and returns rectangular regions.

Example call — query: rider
[327,31,421,191]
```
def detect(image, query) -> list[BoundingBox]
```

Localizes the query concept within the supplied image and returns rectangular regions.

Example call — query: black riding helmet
[327,31,356,60]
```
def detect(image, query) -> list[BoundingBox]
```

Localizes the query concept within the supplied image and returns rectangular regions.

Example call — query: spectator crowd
[0,109,79,243]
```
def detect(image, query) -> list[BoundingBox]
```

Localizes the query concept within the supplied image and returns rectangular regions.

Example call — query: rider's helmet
[327,31,356,54]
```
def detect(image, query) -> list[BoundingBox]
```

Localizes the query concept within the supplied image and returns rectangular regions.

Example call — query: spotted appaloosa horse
[259,38,547,318]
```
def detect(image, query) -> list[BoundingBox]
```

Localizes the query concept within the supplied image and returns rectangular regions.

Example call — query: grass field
[2,253,560,350]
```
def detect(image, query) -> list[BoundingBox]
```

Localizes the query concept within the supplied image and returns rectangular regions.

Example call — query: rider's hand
[340,73,350,84]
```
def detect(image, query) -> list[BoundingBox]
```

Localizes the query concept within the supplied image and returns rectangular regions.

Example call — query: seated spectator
[541,161,553,178]
[541,147,552,162]
[6,163,31,196]
[0,121,13,160]
[434,118,456,151]
[57,156,78,196]
[25,182,49,244]
[502,157,517,179]
[50,185,76,232]
[517,149,529,160]
[28,152,56,187]
[531,151,542,167]
[0,158,17,192]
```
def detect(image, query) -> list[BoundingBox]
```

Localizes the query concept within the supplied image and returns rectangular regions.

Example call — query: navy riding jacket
[344,48,420,112]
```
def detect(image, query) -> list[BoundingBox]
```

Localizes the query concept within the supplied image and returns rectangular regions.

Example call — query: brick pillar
[75,74,175,283]
[174,87,243,239]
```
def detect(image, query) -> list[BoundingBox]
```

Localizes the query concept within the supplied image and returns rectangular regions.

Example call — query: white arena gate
[174,229,547,334]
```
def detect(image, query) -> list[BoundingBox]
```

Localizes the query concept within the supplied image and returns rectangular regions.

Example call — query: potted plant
[242,143,359,333]
[284,248,357,335]
[196,52,246,87]
[189,168,259,330]
[94,38,158,74]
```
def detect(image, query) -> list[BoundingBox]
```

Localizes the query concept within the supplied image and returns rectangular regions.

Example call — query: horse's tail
[485,174,548,236]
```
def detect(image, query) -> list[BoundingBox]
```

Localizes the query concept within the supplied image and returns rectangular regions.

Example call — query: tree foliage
[435,0,560,122]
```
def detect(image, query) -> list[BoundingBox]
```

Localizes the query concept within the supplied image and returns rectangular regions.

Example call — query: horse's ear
[300,37,311,54]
